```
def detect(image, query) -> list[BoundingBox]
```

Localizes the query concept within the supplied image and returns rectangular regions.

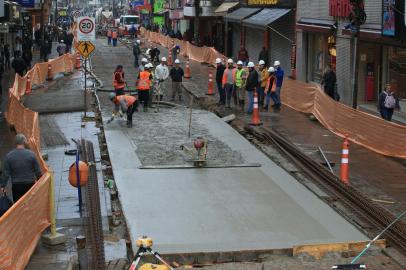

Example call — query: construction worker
[258,60,268,108]
[108,93,138,128]
[222,58,237,108]
[264,67,276,111]
[245,61,258,114]
[133,40,141,68]
[169,59,184,101]
[155,57,169,101]
[274,60,284,111]
[112,30,118,47]
[215,58,226,105]
[235,60,247,110]
[137,63,153,112]
[113,65,126,96]
[140,57,148,72]
[107,28,112,45]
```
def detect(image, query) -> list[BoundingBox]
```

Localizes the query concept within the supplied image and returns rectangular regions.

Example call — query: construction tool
[180,137,208,167]
[318,146,335,174]
[128,236,173,270]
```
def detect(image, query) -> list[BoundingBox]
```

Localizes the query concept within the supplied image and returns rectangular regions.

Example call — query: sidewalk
[141,38,406,216]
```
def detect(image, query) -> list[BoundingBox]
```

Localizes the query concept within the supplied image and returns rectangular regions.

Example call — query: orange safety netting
[0,52,76,269]
[142,30,406,158]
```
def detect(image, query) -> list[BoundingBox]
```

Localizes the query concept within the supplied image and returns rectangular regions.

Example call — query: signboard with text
[329,0,351,17]
[247,0,294,7]
[15,0,34,8]
[77,17,95,41]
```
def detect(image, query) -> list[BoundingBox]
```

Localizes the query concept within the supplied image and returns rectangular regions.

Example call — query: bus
[118,15,140,36]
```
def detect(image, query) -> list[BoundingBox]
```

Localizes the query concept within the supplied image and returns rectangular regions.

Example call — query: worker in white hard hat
[154,56,170,101]
[137,63,153,112]
[264,66,276,111]
[133,39,141,68]
[258,59,268,108]
[258,47,269,66]
[215,57,226,105]
[169,59,184,102]
[245,61,258,114]
[222,59,237,108]
[140,58,148,72]
[273,60,284,111]
[235,60,247,110]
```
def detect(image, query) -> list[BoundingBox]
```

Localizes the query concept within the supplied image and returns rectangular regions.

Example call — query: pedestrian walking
[34,25,42,49]
[155,57,170,101]
[235,60,247,110]
[149,46,160,65]
[108,93,138,128]
[112,30,118,47]
[378,84,399,121]
[222,58,237,108]
[11,52,26,76]
[273,60,284,111]
[258,60,268,108]
[321,66,337,99]
[215,58,226,105]
[57,40,66,56]
[4,44,10,69]
[65,31,74,53]
[107,28,112,45]
[238,46,249,66]
[13,37,22,58]
[133,40,141,68]
[113,65,126,96]
[22,49,32,70]
[170,42,180,63]
[169,59,184,101]
[1,134,42,202]
[258,47,269,66]
[137,63,153,112]
[264,67,276,111]
[245,61,258,114]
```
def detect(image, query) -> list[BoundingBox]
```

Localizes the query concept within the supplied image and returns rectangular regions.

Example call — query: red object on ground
[68,161,89,187]
[249,91,262,126]
[340,137,350,185]
[207,72,214,95]
[75,53,81,69]
[184,61,191,78]
[25,74,32,95]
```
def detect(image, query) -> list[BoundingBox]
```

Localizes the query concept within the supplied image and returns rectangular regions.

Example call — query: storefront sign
[248,0,278,5]
[15,0,34,8]
[382,0,396,36]
[329,0,351,17]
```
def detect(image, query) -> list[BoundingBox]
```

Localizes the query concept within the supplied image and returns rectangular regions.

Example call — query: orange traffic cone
[25,74,32,95]
[168,53,173,66]
[184,61,191,78]
[75,53,81,69]
[206,72,214,95]
[249,91,262,126]
[340,137,350,185]
[47,64,53,81]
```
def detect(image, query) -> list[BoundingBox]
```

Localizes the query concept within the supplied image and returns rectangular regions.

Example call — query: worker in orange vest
[264,67,276,111]
[113,65,126,96]
[112,30,118,47]
[222,59,237,108]
[107,29,112,45]
[137,63,153,112]
[107,93,138,128]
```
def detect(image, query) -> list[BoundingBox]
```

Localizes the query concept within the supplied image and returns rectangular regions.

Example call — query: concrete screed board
[104,108,367,254]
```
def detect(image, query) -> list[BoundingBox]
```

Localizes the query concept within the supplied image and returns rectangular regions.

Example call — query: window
[387,47,406,100]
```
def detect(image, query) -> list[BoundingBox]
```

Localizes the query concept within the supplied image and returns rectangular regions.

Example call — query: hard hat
[274,60,280,66]
[215,58,222,64]
[237,60,243,65]
[161,57,167,62]
[136,40,140,44]
[109,93,116,100]
[146,63,154,68]
[247,62,255,68]
[268,67,275,73]
[227,58,234,64]
[141,57,148,63]
[174,59,180,64]
[259,60,265,65]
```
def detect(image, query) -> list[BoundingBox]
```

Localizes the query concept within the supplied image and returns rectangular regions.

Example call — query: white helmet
[247,62,255,68]
[237,60,243,65]
[268,67,275,73]
[215,58,222,64]
[146,63,153,68]
[161,57,167,62]
[174,59,180,64]
[227,58,234,64]
[259,60,265,66]
[141,57,148,63]
[274,60,280,66]
[136,40,140,44]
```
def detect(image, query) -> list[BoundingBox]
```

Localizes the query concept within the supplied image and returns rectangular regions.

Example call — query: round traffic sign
[79,18,94,34]
[73,10,81,18]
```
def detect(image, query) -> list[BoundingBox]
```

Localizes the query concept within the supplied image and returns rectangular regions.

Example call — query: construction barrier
[0,52,77,269]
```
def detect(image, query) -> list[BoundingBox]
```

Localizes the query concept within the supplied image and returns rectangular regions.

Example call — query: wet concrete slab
[103,107,368,254]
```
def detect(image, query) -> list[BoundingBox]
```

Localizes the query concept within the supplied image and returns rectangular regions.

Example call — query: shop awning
[296,18,335,34]
[214,2,238,15]
[225,7,261,23]
[242,8,291,29]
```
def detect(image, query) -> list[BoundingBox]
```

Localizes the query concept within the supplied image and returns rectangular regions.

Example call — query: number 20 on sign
[77,17,95,41]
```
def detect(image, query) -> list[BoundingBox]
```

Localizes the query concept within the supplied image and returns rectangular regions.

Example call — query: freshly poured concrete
[104,108,367,254]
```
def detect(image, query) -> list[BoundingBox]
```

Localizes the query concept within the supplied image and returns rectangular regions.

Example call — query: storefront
[384,46,406,112]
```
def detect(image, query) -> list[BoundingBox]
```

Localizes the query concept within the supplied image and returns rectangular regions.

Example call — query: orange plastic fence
[0,52,76,269]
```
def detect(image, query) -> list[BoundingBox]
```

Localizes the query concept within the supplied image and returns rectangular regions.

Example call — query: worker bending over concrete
[108,93,138,128]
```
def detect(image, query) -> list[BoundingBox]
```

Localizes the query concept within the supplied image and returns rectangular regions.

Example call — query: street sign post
[76,41,96,58]
[77,16,95,41]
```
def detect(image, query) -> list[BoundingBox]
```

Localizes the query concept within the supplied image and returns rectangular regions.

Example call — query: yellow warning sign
[76,41,95,58]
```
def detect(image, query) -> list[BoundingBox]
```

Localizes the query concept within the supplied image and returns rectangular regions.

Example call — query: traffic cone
[249,91,262,126]
[75,53,81,69]
[25,74,32,95]
[340,137,350,185]
[168,53,172,66]
[206,72,214,95]
[184,61,191,78]
[47,64,53,81]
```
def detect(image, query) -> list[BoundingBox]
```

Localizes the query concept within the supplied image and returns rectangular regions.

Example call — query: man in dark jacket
[11,52,26,76]
[378,84,398,121]
[245,61,258,114]
[215,58,226,105]
[321,66,336,99]
[22,49,33,70]
[133,40,141,68]
[169,59,184,101]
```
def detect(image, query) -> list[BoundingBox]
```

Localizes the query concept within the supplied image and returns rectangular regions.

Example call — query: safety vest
[112,31,118,39]
[138,71,151,90]
[113,71,125,89]
[265,76,276,93]
[107,30,112,37]
[235,68,245,88]
[115,95,137,106]
[222,68,236,86]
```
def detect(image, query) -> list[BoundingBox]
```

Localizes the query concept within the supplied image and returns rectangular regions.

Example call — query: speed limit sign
[77,16,95,41]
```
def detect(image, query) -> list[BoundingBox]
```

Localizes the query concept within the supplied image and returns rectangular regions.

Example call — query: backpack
[384,93,396,109]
